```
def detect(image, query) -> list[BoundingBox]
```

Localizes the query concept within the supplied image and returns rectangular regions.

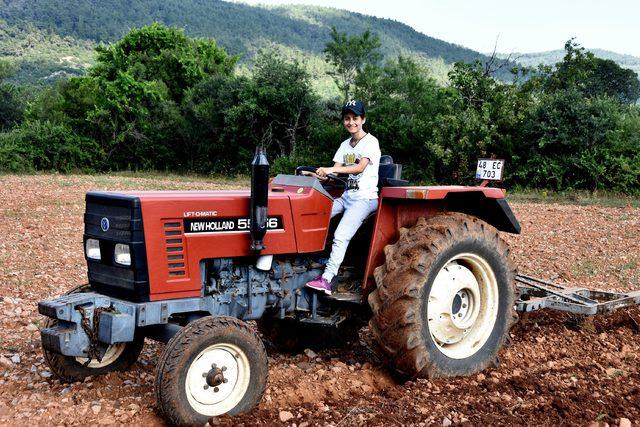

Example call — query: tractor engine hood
[85,175,333,301]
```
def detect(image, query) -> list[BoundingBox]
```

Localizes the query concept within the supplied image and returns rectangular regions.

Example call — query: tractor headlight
[114,244,131,266]
[85,239,101,260]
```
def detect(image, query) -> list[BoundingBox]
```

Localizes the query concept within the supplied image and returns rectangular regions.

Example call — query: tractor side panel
[138,186,332,301]
[139,192,297,301]
[270,177,334,253]
[288,188,333,253]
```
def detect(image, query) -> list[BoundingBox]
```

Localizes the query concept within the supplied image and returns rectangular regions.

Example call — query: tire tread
[155,316,268,426]
[368,212,518,378]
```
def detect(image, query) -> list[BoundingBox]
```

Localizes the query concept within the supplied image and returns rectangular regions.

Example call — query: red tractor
[39,149,523,425]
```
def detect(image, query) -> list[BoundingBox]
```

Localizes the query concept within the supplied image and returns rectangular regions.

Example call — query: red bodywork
[126,182,505,301]
[362,186,506,293]
[133,186,332,300]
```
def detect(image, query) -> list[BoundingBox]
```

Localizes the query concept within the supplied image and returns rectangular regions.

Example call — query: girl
[305,100,381,295]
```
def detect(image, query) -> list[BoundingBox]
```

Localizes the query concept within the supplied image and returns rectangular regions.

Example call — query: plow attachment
[515,274,640,315]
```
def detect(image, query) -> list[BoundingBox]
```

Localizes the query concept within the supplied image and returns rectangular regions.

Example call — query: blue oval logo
[100,217,110,232]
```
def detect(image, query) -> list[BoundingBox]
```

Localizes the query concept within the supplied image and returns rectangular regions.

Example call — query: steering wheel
[295,166,348,189]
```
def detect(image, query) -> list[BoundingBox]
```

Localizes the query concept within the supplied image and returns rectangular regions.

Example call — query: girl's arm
[316,159,370,177]
[299,162,342,180]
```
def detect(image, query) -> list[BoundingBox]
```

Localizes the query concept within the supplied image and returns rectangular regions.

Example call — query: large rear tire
[155,316,268,426]
[368,213,517,378]
[42,284,144,382]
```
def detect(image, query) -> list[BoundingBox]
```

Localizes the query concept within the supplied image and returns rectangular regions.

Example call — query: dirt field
[0,174,639,426]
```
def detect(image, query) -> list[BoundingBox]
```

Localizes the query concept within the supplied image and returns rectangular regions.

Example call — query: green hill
[0,0,512,86]
[0,19,95,84]
[498,49,640,76]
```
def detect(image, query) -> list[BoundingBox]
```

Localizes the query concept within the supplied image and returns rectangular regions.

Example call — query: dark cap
[341,99,365,117]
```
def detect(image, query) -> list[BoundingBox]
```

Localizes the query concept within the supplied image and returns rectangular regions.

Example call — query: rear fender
[443,192,520,234]
[362,187,521,295]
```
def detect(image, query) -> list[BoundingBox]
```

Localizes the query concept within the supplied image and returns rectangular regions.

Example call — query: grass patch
[108,170,248,183]
[507,188,640,208]
[618,260,640,286]
[572,259,597,277]
[95,171,250,190]
[0,208,23,218]
[1,172,250,190]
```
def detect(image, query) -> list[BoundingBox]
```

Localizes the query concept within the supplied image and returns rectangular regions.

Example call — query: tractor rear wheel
[155,316,268,425]
[42,285,144,382]
[368,213,517,378]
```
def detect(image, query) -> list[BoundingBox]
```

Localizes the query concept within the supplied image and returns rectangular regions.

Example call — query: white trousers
[322,192,378,282]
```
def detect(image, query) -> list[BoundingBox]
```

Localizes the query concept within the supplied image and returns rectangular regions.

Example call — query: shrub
[0,121,102,172]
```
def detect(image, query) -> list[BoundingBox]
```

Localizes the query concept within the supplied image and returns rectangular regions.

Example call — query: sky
[230,0,640,57]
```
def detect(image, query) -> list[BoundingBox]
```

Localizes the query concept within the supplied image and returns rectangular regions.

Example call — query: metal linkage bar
[515,274,640,315]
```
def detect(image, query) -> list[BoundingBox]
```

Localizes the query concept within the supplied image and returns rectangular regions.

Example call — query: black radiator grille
[84,191,149,302]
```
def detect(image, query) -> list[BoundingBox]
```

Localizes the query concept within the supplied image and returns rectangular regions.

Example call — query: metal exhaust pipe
[250,146,269,251]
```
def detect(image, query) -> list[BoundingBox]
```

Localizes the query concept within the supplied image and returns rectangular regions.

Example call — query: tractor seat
[378,155,409,188]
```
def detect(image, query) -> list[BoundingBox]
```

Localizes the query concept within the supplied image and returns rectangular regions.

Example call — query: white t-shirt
[332,133,381,200]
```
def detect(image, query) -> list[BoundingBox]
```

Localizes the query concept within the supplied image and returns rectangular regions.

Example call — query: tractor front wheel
[155,316,268,425]
[368,213,517,378]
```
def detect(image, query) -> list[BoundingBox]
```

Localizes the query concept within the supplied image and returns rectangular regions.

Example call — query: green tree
[354,56,444,182]
[0,120,100,172]
[429,61,530,184]
[226,51,319,166]
[181,74,248,173]
[540,40,640,104]
[27,23,237,171]
[323,27,382,102]
[516,91,638,192]
[0,60,24,130]
[91,22,236,104]
[606,107,640,191]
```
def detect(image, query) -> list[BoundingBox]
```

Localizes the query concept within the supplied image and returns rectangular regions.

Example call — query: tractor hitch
[38,292,136,357]
[515,274,640,315]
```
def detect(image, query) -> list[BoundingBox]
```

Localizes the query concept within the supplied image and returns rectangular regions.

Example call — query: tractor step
[515,274,640,315]
[324,292,362,304]
[299,313,346,327]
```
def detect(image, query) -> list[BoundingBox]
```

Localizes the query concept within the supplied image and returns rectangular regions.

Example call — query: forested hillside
[0,20,94,84]
[498,49,640,75]
[0,0,488,59]
[1,23,638,194]
[0,0,506,84]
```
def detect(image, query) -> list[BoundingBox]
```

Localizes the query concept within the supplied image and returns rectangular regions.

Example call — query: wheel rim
[185,343,251,416]
[426,253,499,359]
[75,343,126,368]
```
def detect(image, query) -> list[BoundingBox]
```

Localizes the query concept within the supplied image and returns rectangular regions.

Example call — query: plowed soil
[0,174,638,426]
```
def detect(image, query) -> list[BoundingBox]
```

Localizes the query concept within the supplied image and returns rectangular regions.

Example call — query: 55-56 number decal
[184,216,283,234]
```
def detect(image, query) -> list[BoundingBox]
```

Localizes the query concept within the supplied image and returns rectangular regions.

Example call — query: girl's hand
[300,170,326,180]
[316,167,334,178]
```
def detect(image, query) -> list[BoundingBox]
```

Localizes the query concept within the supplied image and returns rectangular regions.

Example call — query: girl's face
[343,112,365,136]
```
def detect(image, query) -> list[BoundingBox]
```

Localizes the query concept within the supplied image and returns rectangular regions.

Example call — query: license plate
[475,159,504,181]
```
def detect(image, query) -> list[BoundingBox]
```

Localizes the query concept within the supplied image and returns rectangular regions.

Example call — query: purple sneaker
[305,276,332,295]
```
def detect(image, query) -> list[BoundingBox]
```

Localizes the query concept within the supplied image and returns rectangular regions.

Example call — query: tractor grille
[84,192,150,302]
[163,221,186,277]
